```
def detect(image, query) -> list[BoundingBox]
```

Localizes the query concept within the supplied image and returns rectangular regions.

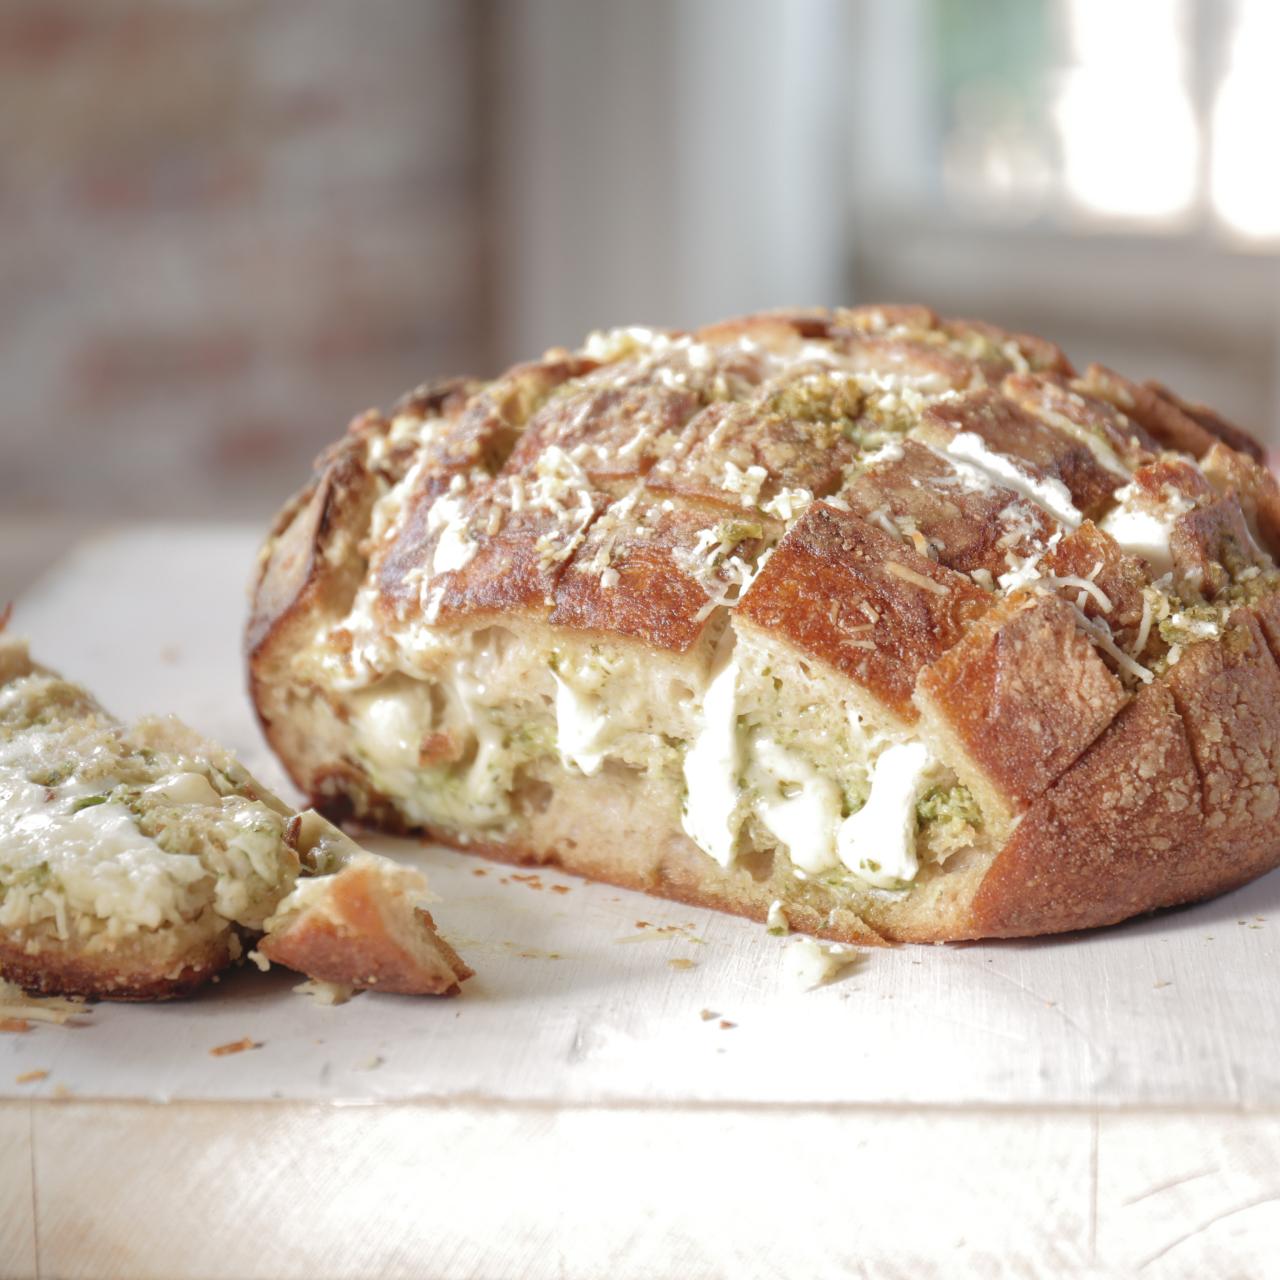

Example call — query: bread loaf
[248,306,1280,942]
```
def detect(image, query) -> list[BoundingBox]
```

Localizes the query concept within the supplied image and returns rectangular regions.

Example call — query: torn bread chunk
[248,306,1280,942]
[258,849,471,996]
[0,640,468,999]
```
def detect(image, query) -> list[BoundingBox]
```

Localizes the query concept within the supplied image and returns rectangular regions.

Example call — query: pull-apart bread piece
[0,641,470,998]
[248,307,1280,942]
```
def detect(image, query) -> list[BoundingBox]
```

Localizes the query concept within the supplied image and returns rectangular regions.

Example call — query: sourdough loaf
[248,306,1280,942]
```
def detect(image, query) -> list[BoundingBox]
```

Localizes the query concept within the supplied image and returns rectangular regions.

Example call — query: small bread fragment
[0,638,468,1000]
[259,853,472,996]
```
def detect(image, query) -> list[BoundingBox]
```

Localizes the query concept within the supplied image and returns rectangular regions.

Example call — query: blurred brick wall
[0,0,489,523]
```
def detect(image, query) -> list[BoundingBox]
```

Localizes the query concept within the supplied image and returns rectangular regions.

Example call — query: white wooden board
[2,526,1279,1278]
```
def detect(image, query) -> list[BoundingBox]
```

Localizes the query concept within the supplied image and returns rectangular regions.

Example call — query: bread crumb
[0,1018,31,1034]
[719,1020,737,1030]
[783,938,865,990]
[766,899,789,935]
[669,958,697,970]
[472,868,488,877]
[293,979,356,1006]
[246,949,271,973]
[1154,980,1172,989]
[699,1009,719,1021]
[550,884,571,895]
[210,1037,261,1057]
[617,923,706,945]
[15,1069,48,1084]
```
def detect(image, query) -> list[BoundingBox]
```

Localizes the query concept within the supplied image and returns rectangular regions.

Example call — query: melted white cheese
[451,664,509,812]
[750,735,842,874]
[146,771,221,807]
[552,673,610,776]
[1099,483,1193,575]
[835,741,934,888]
[782,938,862,990]
[428,495,478,575]
[0,777,209,937]
[766,899,789,934]
[352,689,428,774]
[946,432,1082,529]
[680,651,742,868]
[1099,507,1179,575]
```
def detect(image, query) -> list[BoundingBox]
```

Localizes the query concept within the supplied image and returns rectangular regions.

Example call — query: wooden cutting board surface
[2,525,1279,1278]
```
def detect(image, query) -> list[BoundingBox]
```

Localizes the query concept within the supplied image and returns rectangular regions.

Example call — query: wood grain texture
[0,1104,35,1280]
[4,1099,1280,1278]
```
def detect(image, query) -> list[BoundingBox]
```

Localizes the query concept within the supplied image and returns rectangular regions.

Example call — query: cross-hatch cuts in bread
[248,305,1280,943]
[0,640,471,998]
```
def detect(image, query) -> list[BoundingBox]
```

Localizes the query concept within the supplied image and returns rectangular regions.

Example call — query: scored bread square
[551,491,766,655]
[1163,609,1280,864]
[1039,522,1151,654]
[837,437,1057,579]
[915,592,1128,838]
[1169,494,1265,599]
[246,305,1280,943]
[969,681,1204,937]
[1002,370,1160,473]
[646,391,859,515]
[917,388,1123,520]
[737,503,990,723]
[502,359,705,488]
[1199,442,1280,559]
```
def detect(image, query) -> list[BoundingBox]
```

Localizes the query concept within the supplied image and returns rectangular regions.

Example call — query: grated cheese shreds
[1071,608,1154,685]
[884,560,949,596]
[1044,574,1113,613]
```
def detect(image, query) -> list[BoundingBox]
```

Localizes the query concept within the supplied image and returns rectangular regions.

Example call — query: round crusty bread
[246,305,1280,943]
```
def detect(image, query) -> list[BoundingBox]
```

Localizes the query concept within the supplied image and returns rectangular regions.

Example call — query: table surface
[3,526,1280,1278]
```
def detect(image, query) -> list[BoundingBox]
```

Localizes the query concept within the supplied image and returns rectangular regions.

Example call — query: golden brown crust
[648,395,858,512]
[0,934,234,1002]
[259,860,472,996]
[968,682,1205,936]
[1003,370,1161,471]
[1163,611,1280,861]
[425,828,890,948]
[1170,495,1263,598]
[1147,381,1266,464]
[1200,442,1280,561]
